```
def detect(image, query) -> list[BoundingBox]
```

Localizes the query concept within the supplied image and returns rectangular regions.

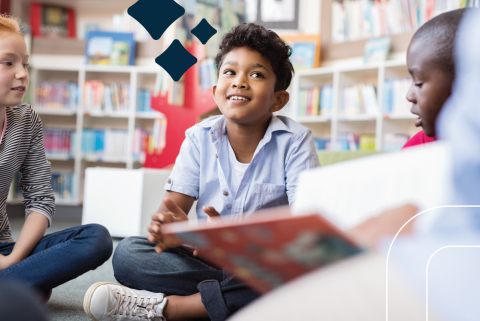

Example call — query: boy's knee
[112,237,144,280]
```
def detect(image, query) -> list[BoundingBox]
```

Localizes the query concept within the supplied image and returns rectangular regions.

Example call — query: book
[82,129,128,162]
[86,31,136,66]
[43,128,75,158]
[296,84,333,117]
[163,207,362,294]
[363,37,391,63]
[36,81,78,110]
[341,83,378,116]
[331,0,474,43]
[337,133,375,151]
[84,81,130,112]
[383,78,412,115]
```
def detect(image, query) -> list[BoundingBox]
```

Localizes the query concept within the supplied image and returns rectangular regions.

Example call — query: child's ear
[212,85,217,104]
[270,90,290,113]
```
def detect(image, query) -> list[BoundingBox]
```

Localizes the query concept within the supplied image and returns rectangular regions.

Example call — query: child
[84,23,320,321]
[402,9,466,149]
[0,15,112,300]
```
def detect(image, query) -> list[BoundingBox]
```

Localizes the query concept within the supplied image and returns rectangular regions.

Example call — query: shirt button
[223,191,229,196]
[167,178,171,183]
[215,153,218,158]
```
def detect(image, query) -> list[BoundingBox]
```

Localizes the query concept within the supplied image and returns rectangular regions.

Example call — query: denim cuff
[197,279,230,321]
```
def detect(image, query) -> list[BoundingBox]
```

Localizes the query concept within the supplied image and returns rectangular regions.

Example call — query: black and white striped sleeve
[18,109,55,225]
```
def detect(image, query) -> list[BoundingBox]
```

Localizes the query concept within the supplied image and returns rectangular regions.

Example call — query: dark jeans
[0,224,113,292]
[112,237,260,321]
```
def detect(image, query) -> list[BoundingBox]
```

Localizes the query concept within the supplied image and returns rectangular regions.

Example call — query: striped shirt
[0,104,55,243]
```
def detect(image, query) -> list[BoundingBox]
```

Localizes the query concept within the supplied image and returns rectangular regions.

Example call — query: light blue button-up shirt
[165,114,320,220]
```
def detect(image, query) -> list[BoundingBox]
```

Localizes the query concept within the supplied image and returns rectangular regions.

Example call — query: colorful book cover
[290,42,316,70]
[163,207,362,294]
[86,31,136,66]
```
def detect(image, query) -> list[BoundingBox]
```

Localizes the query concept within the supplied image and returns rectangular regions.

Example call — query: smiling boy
[84,23,320,321]
[402,9,466,148]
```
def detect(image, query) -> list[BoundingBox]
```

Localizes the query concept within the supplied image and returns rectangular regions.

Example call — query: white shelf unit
[288,60,419,151]
[7,64,166,206]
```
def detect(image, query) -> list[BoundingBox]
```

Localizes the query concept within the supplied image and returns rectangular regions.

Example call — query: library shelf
[84,110,130,118]
[383,114,417,120]
[290,60,419,151]
[47,155,75,161]
[135,111,165,119]
[337,115,377,122]
[293,116,331,123]
[35,108,77,116]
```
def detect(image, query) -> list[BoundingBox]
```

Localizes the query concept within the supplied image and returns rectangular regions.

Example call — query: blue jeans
[0,224,113,292]
[113,237,260,321]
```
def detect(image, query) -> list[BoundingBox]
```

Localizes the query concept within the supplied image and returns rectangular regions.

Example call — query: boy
[402,9,466,149]
[84,23,320,321]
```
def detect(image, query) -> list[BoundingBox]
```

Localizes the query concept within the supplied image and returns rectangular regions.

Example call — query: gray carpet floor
[10,218,120,321]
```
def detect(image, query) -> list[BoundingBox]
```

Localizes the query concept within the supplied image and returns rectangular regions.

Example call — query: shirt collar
[202,114,292,142]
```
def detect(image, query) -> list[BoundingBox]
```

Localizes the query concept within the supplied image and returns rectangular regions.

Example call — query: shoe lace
[110,286,165,320]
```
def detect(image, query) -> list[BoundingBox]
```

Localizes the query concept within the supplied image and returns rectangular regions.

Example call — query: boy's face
[0,33,29,109]
[213,47,289,125]
[406,40,453,137]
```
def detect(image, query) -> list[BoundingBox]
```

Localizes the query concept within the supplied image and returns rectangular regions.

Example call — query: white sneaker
[83,282,168,321]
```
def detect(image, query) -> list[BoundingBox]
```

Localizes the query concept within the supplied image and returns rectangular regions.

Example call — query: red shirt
[402,131,437,149]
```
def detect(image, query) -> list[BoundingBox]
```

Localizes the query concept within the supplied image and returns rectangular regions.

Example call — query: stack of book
[331,0,475,43]
[36,81,78,110]
[199,59,217,93]
[132,118,167,162]
[341,83,378,116]
[338,133,376,151]
[43,128,75,159]
[81,129,129,162]
[383,133,410,151]
[383,78,412,115]
[136,88,153,112]
[51,172,76,201]
[84,81,130,112]
[9,171,76,201]
[296,84,333,117]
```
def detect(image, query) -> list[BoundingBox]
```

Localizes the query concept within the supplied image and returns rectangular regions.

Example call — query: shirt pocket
[253,183,289,210]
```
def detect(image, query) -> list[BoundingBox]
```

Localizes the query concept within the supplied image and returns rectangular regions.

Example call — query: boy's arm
[285,129,321,204]
[0,212,48,271]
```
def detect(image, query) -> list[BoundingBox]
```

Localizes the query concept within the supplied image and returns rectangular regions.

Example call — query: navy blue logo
[127,0,185,40]
[155,40,197,82]
[191,18,218,45]
[128,0,217,82]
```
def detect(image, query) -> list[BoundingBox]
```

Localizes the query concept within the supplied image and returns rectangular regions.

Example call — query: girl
[0,14,112,301]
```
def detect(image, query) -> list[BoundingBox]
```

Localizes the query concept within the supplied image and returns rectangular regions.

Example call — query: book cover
[163,207,361,294]
[86,31,136,66]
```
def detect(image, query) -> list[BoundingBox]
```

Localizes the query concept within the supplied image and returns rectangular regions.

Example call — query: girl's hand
[0,253,15,271]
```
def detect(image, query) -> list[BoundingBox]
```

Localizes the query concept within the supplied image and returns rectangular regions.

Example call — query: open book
[163,207,361,293]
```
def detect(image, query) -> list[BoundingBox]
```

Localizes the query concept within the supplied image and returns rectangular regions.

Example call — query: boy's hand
[148,197,189,254]
[202,206,222,225]
[193,206,223,256]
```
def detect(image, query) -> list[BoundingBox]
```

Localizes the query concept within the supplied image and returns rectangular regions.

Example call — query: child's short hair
[215,23,294,92]
[0,14,24,37]
[411,8,467,76]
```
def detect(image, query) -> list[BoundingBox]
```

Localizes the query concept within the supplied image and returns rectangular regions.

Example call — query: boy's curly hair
[215,23,294,92]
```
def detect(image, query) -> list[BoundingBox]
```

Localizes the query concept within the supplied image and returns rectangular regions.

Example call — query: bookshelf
[287,60,418,151]
[7,64,166,206]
